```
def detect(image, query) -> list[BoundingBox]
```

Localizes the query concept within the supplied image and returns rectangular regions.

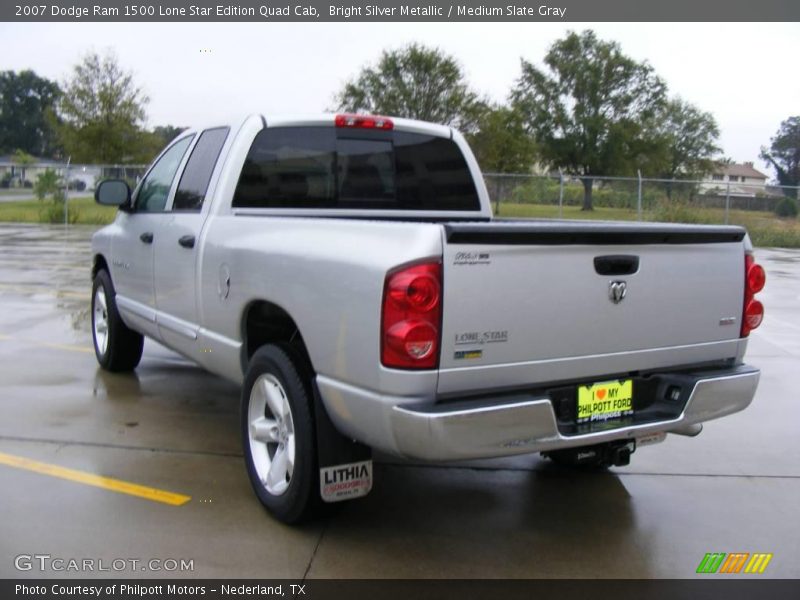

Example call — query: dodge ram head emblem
[609,281,627,304]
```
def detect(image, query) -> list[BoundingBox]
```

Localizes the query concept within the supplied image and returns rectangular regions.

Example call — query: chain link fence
[0,162,149,193]
[4,162,796,221]
[0,162,150,225]
[484,172,800,225]
[2,161,798,238]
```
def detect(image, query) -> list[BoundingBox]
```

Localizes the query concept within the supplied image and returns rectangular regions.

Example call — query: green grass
[497,202,800,248]
[496,203,640,221]
[0,196,797,248]
[0,196,117,225]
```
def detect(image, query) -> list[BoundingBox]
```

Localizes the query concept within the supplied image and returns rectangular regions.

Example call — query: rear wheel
[91,270,143,372]
[242,344,320,524]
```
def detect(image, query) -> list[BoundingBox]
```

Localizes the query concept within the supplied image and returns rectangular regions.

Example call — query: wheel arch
[240,299,314,375]
[92,253,109,281]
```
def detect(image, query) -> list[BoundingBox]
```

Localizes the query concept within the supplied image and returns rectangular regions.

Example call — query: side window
[135,136,194,213]
[173,127,230,211]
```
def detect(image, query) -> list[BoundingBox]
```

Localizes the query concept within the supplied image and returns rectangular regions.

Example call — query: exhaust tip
[669,423,703,437]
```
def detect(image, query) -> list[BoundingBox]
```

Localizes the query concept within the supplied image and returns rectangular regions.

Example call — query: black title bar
[3,0,800,22]
[5,579,800,600]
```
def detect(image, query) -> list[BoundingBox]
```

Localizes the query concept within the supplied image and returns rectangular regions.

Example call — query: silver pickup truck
[91,113,765,523]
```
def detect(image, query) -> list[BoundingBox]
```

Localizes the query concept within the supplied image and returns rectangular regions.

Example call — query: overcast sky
[1,22,798,176]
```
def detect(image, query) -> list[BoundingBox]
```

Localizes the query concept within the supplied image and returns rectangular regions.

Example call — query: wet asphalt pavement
[0,223,797,579]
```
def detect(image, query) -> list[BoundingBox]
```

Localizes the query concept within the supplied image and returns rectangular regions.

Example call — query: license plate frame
[577,379,634,424]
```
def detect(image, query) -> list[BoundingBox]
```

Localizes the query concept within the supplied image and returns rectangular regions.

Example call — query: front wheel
[241,344,320,524]
[92,269,143,372]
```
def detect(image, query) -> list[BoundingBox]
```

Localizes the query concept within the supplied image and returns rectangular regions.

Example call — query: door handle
[178,235,196,249]
[139,232,154,244]
[594,255,639,276]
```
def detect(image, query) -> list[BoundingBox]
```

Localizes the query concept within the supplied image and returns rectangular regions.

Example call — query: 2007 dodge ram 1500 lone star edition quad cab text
[91,113,765,523]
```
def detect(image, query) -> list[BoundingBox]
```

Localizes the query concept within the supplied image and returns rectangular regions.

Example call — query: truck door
[112,135,194,340]
[153,127,230,359]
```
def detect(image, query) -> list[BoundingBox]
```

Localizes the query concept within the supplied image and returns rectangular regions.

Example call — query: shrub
[651,200,715,225]
[774,197,798,218]
[34,168,63,201]
[508,177,561,204]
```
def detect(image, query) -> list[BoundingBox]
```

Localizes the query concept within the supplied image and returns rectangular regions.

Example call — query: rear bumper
[388,365,759,461]
[316,365,759,461]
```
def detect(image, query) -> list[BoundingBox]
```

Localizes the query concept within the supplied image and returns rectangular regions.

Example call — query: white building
[701,162,770,197]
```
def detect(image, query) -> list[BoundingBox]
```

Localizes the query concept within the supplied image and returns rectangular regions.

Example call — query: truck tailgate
[437,221,748,396]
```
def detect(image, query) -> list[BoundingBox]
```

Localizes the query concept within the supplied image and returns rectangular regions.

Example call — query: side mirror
[95,180,132,209]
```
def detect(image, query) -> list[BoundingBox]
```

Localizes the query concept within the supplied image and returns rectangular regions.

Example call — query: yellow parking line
[0,333,93,354]
[0,451,191,507]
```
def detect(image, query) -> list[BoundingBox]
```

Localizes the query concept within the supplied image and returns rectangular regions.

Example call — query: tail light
[741,254,765,337]
[335,113,394,130]
[381,261,442,369]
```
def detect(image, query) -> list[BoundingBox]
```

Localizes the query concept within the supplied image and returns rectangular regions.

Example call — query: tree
[55,51,150,163]
[654,98,720,199]
[335,43,486,132]
[760,116,800,195]
[511,30,667,210]
[151,125,187,148]
[0,70,61,156]
[656,99,720,180]
[468,106,537,173]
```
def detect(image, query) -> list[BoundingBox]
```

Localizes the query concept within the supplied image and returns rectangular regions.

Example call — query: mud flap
[312,383,373,503]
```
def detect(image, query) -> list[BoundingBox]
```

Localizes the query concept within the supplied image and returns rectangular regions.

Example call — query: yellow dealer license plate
[577,380,634,424]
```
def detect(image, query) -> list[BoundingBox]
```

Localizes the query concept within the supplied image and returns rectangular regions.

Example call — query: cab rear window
[232,126,480,212]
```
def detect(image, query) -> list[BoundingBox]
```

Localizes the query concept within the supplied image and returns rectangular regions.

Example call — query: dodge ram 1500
[91,113,765,523]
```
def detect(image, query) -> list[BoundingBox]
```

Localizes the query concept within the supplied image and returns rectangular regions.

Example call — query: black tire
[91,269,144,372]
[241,344,321,524]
